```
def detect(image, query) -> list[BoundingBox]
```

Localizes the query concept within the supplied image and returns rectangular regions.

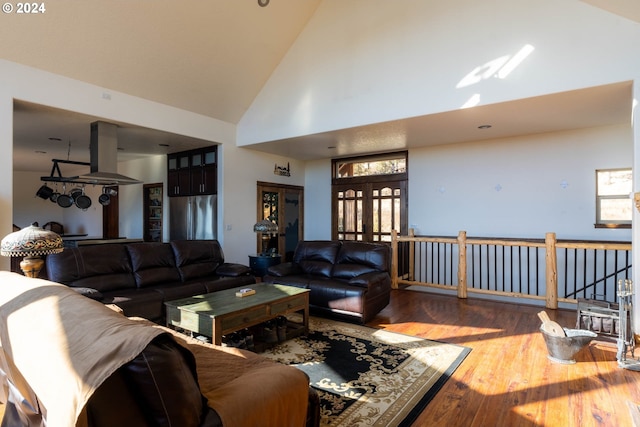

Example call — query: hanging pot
[57,185,73,208]
[74,187,92,210]
[57,193,73,208]
[49,185,60,203]
[35,184,53,200]
[70,188,83,201]
[98,193,111,206]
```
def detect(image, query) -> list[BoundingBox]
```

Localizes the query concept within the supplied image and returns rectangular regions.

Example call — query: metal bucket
[540,327,597,364]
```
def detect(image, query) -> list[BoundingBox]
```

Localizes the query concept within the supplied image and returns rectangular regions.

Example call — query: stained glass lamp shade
[1,223,64,277]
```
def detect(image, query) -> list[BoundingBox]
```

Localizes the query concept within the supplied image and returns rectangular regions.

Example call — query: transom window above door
[334,152,407,179]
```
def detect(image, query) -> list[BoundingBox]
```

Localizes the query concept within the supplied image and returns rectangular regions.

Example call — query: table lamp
[1,223,64,277]
[253,219,278,256]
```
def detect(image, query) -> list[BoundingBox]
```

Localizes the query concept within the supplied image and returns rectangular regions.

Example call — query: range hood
[41,121,142,186]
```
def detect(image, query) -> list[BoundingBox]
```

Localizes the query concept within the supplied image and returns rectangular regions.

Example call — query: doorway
[102,186,119,238]
[331,152,408,242]
[257,182,304,261]
[332,180,407,242]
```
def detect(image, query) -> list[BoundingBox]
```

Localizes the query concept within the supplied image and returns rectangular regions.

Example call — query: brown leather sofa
[0,272,319,427]
[263,240,391,323]
[45,240,255,322]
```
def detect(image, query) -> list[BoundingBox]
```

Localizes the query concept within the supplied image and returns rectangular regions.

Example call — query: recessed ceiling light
[478,125,492,129]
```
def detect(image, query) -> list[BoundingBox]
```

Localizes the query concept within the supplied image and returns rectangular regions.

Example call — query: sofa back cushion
[46,245,135,292]
[331,241,390,279]
[126,243,181,288]
[293,241,341,277]
[170,240,223,282]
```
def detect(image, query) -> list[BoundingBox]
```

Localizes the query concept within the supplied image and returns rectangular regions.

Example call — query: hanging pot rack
[40,158,126,186]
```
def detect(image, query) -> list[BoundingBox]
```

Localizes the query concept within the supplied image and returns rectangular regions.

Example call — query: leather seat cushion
[307,278,364,313]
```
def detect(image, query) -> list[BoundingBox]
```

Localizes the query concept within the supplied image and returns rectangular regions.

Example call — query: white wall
[239,0,640,144]
[220,143,306,263]
[303,159,332,240]
[409,125,633,240]
[118,154,166,241]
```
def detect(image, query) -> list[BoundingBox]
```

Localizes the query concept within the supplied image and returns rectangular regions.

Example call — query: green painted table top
[164,283,309,318]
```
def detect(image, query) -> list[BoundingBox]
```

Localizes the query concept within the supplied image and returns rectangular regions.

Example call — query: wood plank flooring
[1,287,637,426]
[368,287,640,427]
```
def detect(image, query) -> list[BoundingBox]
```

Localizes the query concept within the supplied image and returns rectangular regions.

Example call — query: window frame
[332,151,408,184]
[594,167,632,229]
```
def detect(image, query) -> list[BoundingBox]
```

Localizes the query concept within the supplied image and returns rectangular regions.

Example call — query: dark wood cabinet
[190,148,217,195]
[167,146,217,197]
[167,152,191,196]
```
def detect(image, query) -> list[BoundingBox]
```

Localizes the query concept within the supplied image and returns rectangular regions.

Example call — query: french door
[332,180,407,242]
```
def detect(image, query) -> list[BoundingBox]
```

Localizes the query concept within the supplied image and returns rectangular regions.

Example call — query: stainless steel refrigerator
[169,195,217,240]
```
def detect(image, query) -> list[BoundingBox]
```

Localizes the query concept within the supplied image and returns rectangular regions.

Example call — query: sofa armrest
[348,271,391,288]
[266,262,303,277]
[215,263,252,277]
[71,287,104,301]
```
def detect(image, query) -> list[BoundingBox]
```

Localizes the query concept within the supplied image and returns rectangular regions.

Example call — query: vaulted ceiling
[4,0,638,172]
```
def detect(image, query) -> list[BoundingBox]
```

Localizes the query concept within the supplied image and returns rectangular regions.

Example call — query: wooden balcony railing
[391,230,632,309]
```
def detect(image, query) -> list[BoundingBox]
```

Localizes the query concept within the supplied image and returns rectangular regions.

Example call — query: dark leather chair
[263,240,391,323]
[43,221,64,235]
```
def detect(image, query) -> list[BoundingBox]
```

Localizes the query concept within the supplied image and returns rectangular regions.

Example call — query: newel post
[408,228,415,281]
[457,231,467,299]
[391,229,399,289]
[545,232,558,309]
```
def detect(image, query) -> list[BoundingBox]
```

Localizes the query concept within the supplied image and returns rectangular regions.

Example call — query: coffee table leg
[303,295,309,334]
[213,317,223,345]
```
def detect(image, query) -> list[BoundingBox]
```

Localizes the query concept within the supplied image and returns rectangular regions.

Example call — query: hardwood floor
[367,287,640,427]
[1,287,637,426]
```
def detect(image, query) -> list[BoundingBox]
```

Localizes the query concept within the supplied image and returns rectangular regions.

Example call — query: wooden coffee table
[165,283,309,346]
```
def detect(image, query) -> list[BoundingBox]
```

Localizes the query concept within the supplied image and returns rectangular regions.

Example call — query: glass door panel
[284,190,301,260]
[333,181,406,242]
[257,182,304,261]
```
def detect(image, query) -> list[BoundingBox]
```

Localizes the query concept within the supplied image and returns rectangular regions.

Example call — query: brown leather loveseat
[45,240,255,322]
[263,240,391,323]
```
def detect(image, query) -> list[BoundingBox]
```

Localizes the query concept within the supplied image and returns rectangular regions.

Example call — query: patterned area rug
[261,317,471,427]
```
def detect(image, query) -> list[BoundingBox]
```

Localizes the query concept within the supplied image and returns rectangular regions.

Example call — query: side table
[249,254,281,277]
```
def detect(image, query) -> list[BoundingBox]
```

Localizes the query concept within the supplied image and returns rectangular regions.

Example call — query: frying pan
[70,188,83,200]
[57,185,73,208]
[57,193,73,208]
[74,187,92,210]
[49,185,60,203]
